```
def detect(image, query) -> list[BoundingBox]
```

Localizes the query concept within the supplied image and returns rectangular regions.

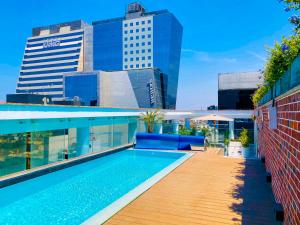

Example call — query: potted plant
[140,110,164,133]
[239,128,250,157]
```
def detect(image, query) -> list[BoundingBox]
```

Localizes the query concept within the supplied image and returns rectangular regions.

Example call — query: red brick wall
[257,91,300,225]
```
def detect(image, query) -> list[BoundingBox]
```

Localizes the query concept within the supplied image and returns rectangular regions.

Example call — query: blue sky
[0,0,293,109]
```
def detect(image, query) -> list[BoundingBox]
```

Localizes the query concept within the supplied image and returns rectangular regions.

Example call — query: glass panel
[128,121,138,143]
[0,133,27,176]
[113,123,129,148]
[30,130,66,169]
[68,128,78,159]
[291,55,300,88]
[91,125,113,152]
[137,120,146,133]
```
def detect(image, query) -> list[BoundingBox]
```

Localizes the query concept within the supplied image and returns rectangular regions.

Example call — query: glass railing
[142,121,255,149]
[0,117,138,177]
[259,54,300,105]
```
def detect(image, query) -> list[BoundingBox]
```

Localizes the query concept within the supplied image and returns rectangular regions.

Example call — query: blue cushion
[135,133,179,150]
[178,135,205,150]
[135,133,205,151]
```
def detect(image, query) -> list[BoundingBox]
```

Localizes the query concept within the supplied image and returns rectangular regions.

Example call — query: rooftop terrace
[105,149,279,225]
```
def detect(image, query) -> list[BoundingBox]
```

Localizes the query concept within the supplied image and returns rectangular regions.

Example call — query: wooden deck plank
[104,149,279,225]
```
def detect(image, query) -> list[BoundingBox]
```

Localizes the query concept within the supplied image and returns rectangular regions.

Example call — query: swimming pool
[0,150,191,225]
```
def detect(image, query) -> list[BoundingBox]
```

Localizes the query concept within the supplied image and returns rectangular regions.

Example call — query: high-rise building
[93,3,183,109]
[16,20,93,100]
[14,3,182,108]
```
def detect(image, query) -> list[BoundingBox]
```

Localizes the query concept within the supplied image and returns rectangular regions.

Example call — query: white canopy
[192,114,233,122]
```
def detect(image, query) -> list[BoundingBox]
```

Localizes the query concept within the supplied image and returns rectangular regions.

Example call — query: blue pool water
[0,150,186,225]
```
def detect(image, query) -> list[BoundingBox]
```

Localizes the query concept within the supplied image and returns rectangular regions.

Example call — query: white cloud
[181,48,237,64]
[246,50,267,62]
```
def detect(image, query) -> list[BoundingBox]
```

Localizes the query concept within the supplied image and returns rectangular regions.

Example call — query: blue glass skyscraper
[93,3,183,109]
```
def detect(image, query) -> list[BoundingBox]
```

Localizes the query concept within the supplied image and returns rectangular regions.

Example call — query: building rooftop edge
[31,20,90,37]
[92,9,170,25]
[218,70,263,76]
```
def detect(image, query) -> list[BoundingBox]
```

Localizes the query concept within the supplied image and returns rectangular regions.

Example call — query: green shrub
[252,34,300,106]
[224,130,230,146]
[178,126,192,136]
[252,0,300,106]
[239,128,250,148]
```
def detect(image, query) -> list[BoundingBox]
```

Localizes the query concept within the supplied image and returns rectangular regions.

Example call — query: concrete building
[218,71,263,110]
[63,69,165,108]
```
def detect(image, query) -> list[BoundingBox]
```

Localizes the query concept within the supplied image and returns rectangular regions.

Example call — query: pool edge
[82,150,194,225]
[0,144,133,188]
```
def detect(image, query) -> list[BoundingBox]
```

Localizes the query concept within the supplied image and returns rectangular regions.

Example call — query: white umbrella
[192,114,233,147]
[192,114,233,122]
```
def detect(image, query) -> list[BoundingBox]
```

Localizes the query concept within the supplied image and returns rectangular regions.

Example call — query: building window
[136,29,139,32]
[142,56,145,60]
[136,57,139,61]
[130,65,133,68]
[136,21,139,25]
[130,50,133,54]
[124,23,128,27]
[142,35,145,39]
[148,41,151,45]
[130,43,134,47]
[142,21,145,25]
[130,58,133,61]
[142,64,145,68]
[136,43,139,47]
[130,22,133,26]
[124,37,128,41]
[148,27,151,31]
[136,64,139,68]
[148,34,151,38]
[124,58,128,62]
[125,65,128,69]
[136,36,139,40]
[130,37,133,40]
[148,48,151,53]
[130,30,133,33]
[142,49,145,53]
[148,20,151,24]
[142,42,145,46]
[142,28,145,32]
[148,56,151,60]
[124,30,128,34]
[124,44,128,48]
[148,63,152,67]
[124,51,128,55]
[136,50,139,54]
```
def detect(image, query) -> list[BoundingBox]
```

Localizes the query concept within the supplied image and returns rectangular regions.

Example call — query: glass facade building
[14,3,182,108]
[93,3,183,109]
[63,69,165,108]
[16,20,93,101]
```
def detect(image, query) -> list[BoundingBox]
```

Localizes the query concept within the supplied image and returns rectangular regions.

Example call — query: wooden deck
[105,149,279,225]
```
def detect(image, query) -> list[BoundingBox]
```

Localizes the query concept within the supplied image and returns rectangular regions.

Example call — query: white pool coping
[82,150,194,225]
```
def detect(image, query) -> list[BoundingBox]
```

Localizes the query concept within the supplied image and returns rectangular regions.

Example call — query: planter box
[227,141,256,158]
[227,141,243,157]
